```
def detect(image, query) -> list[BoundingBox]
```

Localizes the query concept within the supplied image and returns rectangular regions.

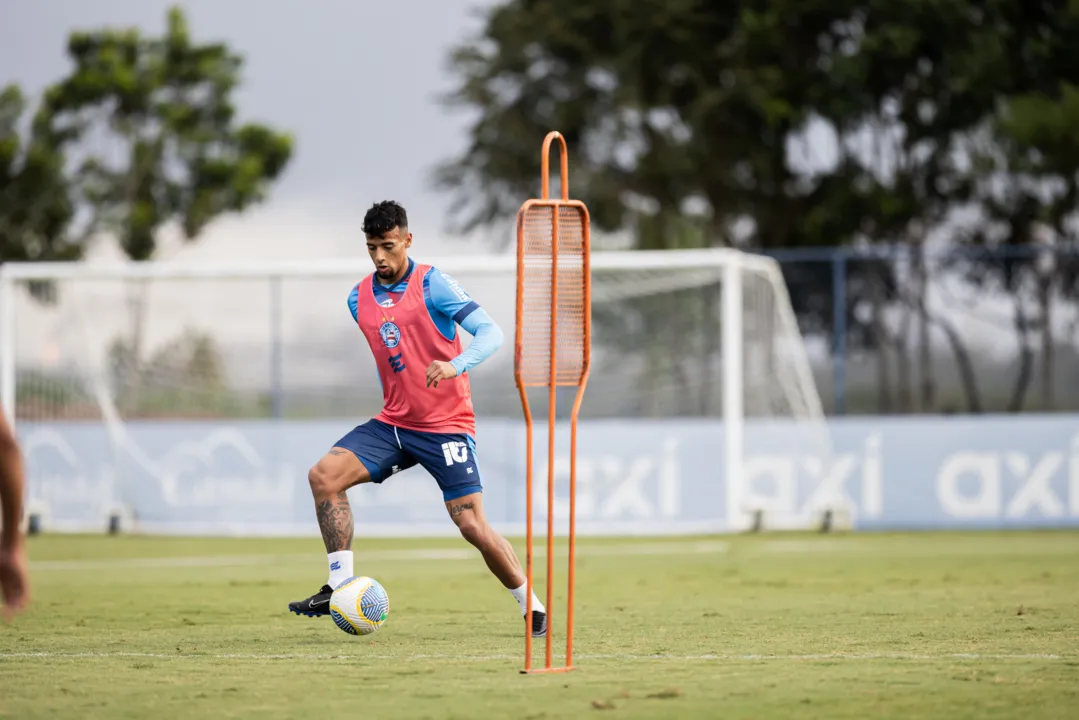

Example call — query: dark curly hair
[362,200,408,238]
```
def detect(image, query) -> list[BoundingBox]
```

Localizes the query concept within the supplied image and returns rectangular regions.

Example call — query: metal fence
[761,244,1079,415]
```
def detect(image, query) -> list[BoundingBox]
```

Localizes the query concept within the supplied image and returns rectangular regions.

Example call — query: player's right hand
[0,542,30,622]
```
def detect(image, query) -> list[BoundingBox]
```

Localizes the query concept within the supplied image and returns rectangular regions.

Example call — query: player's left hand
[425,361,458,388]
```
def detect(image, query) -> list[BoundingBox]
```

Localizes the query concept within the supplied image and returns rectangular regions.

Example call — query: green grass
[2,531,1078,719]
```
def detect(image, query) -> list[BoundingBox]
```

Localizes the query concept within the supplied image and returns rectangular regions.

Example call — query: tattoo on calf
[316,492,354,552]
[449,501,475,518]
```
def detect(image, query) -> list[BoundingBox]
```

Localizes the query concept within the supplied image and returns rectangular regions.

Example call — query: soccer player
[288,200,546,637]
[0,404,30,622]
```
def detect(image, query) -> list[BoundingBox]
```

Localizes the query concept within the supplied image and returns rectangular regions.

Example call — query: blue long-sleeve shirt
[348,259,504,375]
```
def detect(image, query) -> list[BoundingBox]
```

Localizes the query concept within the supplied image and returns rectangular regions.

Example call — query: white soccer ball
[329,576,390,636]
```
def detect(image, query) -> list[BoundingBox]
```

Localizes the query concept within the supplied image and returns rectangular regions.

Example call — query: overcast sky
[0,0,499,261]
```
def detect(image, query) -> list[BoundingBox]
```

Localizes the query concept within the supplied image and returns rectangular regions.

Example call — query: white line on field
[0,651,1066,663]
[29,540,730,572]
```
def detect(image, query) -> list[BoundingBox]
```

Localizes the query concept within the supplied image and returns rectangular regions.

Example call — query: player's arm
[449,307,504,376]
[425,271,504,387]
[0,407,30,621]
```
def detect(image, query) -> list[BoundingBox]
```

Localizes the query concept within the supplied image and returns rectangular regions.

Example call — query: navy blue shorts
[334,419,482,502]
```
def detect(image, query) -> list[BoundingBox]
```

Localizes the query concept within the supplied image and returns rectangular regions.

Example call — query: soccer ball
[329,576,390,636]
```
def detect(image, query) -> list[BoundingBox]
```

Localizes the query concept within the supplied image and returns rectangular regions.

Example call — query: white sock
[327,551,354,590]
[509,581,545,617]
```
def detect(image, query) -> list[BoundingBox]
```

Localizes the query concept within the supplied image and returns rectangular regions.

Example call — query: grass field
[1,531,1077,719]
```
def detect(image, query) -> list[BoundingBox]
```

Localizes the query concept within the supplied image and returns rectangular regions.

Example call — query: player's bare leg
[309,448,370,553]
[446,492,547,636]
[288,448,371,617]
[446,492,523,586]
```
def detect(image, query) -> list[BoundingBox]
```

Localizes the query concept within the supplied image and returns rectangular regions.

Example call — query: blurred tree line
[439,0,1079,414]
[1,6,292,418]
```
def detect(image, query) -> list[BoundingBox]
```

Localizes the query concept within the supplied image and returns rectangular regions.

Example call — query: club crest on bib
[379,321,401,349]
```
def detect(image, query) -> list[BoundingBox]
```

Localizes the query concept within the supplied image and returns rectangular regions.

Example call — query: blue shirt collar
[372,258,415,295]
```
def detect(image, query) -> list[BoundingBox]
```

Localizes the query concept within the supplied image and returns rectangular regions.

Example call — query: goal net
[0,249,837,535]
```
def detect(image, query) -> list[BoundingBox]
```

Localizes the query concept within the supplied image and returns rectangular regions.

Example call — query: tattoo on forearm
[449,502,474,518]
[316,492,354,552]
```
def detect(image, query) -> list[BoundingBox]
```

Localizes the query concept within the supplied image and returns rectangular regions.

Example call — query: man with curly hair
[289,200,545,637]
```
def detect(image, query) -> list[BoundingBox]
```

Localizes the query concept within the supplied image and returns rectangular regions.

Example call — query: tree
[434,0,856,408]
[433,0,943,410]
[0,84,82,269]
[40,6,293,261]
[36,6,293,412]
[435,0,843,248]
[964,84,1079,412]
[931,1,1079,412]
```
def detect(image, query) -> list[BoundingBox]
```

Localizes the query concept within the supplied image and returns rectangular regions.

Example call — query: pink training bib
[355,263,476,436]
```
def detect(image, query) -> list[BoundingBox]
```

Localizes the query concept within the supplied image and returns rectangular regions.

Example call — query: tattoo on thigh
[449,501,475,518]
[316,491,354,551]
[327,448,348,456]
